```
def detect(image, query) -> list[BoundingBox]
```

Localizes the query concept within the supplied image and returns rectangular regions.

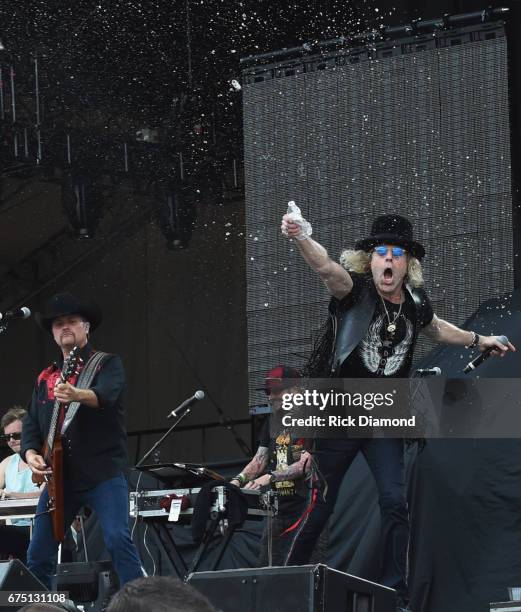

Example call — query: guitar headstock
[62,346,83,382]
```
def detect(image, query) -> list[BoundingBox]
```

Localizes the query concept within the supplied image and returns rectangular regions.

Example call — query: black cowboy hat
[35,293,102,334]
[354,214,425,260]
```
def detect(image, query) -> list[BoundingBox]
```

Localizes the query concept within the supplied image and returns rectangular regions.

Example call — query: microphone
[414,367,441,377]
[463,335,509,374]
[167,390,205,419]
[0,307,31,322]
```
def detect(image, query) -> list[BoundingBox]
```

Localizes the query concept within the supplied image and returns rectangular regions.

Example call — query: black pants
[0,525,31,565]
[286,438,409,600]
[257,501,329,567]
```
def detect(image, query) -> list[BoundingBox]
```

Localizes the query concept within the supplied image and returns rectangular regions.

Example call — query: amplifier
[53,561,119,612]
[187,564,396,612]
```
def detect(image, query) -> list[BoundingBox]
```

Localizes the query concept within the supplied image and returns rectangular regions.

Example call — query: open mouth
[383,267,393,284]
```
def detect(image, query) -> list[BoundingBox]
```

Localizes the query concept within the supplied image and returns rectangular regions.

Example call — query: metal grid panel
[243,33,513,406]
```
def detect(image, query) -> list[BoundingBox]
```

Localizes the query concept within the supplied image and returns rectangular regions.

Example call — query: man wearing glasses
[0,406,41,563]
[280,212,515,612]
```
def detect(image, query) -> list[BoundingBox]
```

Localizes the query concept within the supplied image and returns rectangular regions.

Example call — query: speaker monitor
[188,564,396,612]
[52,561,119,612]
[0,559,48,612]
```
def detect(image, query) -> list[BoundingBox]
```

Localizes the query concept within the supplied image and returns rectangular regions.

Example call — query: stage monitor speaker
[188,563,396,612]
[0,559,47,612]
[52,561,118,612]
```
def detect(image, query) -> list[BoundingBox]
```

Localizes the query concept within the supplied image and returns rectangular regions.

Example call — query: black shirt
[336,273,434,378]
[258,417,309,514]
[21,343,129,491]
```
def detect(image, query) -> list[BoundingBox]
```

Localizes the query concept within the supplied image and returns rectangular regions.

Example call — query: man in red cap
[231,365,325,566]
[280,211,515,611]
[21,293,143,589]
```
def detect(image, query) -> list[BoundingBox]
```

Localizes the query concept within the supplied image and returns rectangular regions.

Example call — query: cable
[142,522,156,577]
[130,470,143,541]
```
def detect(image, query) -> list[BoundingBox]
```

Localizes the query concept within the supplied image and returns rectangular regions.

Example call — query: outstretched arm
[281,214,353,300]
[422,314,516,355]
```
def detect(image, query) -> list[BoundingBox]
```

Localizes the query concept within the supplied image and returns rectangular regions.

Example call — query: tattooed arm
[230,446,269,487]
[271,450,312,482]
[244,450,312,490]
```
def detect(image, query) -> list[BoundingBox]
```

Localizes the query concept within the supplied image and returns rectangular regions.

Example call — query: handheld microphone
[463,335,509,374]
[414,367,441,377]
[167,390,205,419]
[0,307,31,322]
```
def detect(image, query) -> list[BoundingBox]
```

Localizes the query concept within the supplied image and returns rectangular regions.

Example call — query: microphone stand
[135,406,192,468]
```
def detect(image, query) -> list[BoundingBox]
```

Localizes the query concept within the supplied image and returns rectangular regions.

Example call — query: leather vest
[331,276,429,375]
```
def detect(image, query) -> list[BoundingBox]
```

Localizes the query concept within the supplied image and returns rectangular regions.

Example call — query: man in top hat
[231,366,325,567]
[21,293,143,589]
[280,212,515,611]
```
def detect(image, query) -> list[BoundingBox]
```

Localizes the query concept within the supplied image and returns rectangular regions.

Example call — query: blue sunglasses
[374,245,406,258]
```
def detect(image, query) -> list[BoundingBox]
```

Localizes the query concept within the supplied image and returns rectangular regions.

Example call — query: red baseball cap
[259,365,301,395]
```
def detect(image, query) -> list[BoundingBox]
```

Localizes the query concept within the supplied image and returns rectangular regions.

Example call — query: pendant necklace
[380,295,403,335]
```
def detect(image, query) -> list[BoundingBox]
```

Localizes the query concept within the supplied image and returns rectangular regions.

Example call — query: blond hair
[339,249,424,288]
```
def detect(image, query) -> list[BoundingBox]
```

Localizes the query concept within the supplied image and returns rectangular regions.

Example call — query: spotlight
[230,79,242,91]
[61,172,103,239]
[135,128,159,144]
[157,189,197,250]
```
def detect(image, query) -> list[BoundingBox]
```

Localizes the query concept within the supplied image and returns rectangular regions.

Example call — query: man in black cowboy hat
[280,212,515,611]
[21,293,143,589]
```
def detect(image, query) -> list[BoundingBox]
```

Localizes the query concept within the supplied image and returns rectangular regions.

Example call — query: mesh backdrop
[242,23,513,407]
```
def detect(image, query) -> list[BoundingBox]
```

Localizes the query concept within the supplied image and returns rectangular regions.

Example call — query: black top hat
[35,293,102,334]
[354,214,425,260]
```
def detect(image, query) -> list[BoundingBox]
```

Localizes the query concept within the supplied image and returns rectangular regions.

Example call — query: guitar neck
[45,346,80,452]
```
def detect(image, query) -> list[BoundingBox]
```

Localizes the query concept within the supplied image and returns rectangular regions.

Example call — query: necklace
[380,295,403,335]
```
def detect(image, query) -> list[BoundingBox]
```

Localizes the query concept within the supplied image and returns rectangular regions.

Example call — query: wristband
[233,473,247,486]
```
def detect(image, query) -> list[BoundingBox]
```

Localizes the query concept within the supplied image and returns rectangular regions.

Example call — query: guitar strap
[60,351,110,435]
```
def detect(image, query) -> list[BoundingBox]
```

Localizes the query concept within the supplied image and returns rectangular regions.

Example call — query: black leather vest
[331,276,428,375]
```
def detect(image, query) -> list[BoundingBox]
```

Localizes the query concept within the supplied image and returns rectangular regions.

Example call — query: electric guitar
[32,345,81,542]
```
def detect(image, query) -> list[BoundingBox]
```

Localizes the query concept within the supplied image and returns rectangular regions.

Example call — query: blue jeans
[28,474,143,589]
[286,438,409,600]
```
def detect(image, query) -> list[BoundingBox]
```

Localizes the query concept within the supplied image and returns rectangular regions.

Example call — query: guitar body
[32,439,65,542]
[31,346,80,543]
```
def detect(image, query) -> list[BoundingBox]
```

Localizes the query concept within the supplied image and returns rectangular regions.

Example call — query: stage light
[135,128,159,144]
[61,172,103,239]
[157,189,197,250]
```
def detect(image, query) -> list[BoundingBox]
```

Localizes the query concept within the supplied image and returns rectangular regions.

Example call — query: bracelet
[466,331,480,349]
[233,473,247,486]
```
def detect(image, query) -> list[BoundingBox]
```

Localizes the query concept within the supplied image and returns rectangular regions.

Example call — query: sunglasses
[374,245,406,258]
[2,432,21,441]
